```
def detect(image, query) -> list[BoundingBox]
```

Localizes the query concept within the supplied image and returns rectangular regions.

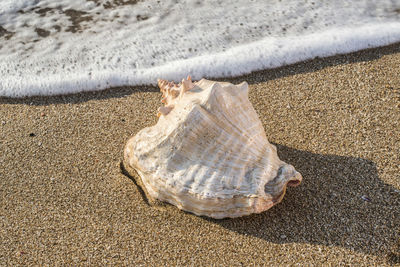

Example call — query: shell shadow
[204,144,400,262]
[119,161,151,206]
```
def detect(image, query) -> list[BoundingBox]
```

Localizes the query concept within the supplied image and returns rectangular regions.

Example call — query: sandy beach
[1,43,399,265]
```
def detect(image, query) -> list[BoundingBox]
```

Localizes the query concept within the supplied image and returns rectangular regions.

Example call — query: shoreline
[1,43,399,265]
[1,42,399,103]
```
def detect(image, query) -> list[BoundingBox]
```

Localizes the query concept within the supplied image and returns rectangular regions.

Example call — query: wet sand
[1,43,399,265]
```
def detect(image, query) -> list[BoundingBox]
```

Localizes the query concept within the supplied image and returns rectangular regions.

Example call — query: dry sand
[1,44,399,265]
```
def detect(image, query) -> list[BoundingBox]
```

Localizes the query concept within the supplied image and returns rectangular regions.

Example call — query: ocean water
[1,0,399,97]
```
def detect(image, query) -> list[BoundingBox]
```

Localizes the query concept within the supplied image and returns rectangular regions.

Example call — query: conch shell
[123,77,302,219]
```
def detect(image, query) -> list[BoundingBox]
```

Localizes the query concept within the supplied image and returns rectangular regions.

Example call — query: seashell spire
[123,77,302,219]
[156,76,195,117]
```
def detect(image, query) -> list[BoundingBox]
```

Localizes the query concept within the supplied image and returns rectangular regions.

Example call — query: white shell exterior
[123,78,302,219]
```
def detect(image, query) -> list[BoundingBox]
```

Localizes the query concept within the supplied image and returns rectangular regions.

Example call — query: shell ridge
[163,104,276,197]
[197,101,268,160]
[207,85,268,152]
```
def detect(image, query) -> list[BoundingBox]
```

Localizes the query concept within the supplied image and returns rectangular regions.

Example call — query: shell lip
[287,179,301,187]
[287,171,302,187]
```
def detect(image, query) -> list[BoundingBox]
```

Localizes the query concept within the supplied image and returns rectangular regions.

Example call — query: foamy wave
[1,0,399,97]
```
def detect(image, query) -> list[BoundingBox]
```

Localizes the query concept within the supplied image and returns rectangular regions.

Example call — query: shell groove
[123,78,302,219]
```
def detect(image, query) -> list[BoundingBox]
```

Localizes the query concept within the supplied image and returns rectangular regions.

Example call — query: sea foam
[1,0,399,97]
